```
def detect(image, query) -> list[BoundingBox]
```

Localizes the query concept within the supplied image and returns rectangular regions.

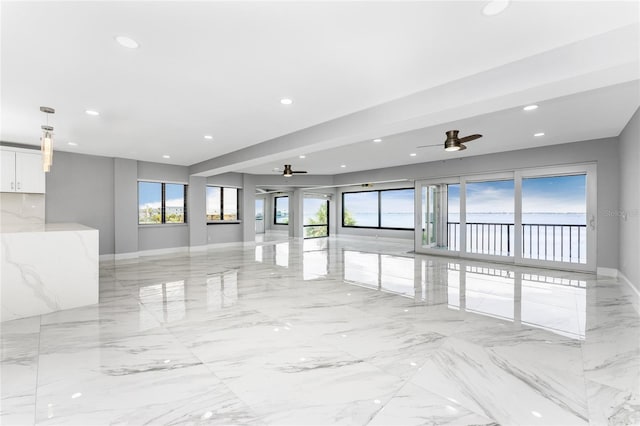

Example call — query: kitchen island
[1,223,98,322]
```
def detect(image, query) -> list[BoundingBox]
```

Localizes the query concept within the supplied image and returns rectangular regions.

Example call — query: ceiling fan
[282,164,307,177]
[417,130,483,152]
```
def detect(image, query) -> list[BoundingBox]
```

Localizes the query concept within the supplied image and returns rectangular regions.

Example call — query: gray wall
[45,151,115,255]
[618,107,639,290]
[139,225,189,251]
[207,223,243,244]
[335,138,621,269]
[189,176,207,247]
[206,172,243,188]
[138,161,189,183]
[46,153,199,255]
[114,158,138,254]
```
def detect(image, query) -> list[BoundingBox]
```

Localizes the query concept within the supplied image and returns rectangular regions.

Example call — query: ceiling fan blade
[292,170,308,174]
[457,134,482,143]
[416,143,441,149]
[458,143,467,151]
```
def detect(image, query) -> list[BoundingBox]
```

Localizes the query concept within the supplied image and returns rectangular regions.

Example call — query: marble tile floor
[1,236,639,425]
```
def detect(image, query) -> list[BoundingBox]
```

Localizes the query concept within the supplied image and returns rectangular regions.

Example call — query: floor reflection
[342,250,586,339]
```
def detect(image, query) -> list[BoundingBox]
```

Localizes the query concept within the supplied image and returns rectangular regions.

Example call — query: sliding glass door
[416,164,596,271]
[416,179,459,253]
[465,175,515,258]
[518,165,596,271]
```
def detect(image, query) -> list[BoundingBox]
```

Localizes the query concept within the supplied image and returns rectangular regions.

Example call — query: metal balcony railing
[446,222,587,263]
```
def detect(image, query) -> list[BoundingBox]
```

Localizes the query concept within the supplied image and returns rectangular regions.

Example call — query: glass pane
[165,184,185,223]
[522,174,586,263]
[304,198,328,226]
[421,185,438,246]
[223,187,238,220]
[304,225,328,238]
[343,192,378,227]
[275,196,289,224]
[466,180,514,256]
[206,187,221,221]
[255,199,264,220]
[447,184,460,251]
[380,189,414,228]
[138,181,162,224]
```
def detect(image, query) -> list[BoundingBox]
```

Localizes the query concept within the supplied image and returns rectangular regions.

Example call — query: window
[342,188,414,229]
[303,197,329,238]
[138,181,187,225]
[380,189,414,228]
[206,186,239,222]
[274,196,289,224]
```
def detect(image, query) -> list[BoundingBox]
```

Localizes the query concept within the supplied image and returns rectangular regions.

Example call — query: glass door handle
[589,215,596,231]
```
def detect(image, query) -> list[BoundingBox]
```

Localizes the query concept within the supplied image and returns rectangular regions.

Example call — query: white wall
[618,107,639,291]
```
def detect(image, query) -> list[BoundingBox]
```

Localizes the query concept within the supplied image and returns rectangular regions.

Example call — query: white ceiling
[2,1,639,176]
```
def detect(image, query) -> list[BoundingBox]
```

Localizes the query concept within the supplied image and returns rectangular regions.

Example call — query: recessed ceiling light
[280,98,293,105]
[523,104,538,111]
[534,132,545,137]
[373,138,382,143]
[85,110,99,116]
[299,155,306,159]
[204,135,213,141]
[340,164,346,168]
[410,153,417,157]
[162,155,170,159]
[482,0,510,16]
[115,36,139,49]
[67,142,78,146]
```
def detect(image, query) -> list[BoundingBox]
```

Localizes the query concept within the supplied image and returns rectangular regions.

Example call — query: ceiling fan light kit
[282,164,307,177]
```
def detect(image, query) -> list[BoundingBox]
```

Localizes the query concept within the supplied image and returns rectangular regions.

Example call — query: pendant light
[40,106,55,172]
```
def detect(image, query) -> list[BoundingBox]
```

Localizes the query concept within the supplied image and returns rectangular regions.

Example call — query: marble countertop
[0,222,97,234]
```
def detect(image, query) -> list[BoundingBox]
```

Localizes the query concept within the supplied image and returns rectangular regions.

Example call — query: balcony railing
[446,222,587,263]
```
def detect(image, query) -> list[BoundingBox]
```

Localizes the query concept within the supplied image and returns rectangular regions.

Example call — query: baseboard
[99,254,115,261]
[112,246,190,260]
[190,241,248,252]
[618,270,640,298]
[618,270,640,316]
[596,267,618,277]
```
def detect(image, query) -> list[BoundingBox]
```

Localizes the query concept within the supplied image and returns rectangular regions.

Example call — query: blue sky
[276,196,289,212]
[344,189,414,214]
[448,175,586,214]
[139,182,184,209]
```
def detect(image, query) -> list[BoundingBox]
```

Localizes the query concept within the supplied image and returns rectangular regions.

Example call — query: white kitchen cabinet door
[15,152,45,193]
[0,150,16,192]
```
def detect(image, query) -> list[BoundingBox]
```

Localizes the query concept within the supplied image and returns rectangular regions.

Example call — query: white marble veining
[0,234,638,425]
[0,192,45,229]
[1,223,99,322]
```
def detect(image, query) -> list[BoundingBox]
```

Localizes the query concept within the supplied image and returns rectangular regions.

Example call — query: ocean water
[342,212,586,228]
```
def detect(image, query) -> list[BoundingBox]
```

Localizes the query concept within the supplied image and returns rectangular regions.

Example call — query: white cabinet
[0,148,46,194]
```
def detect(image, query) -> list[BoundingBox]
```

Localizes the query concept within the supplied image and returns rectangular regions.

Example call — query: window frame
[274,195,289,225]
[206,185,240,223]
[342,187,415,230]
[138,181,188,225]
